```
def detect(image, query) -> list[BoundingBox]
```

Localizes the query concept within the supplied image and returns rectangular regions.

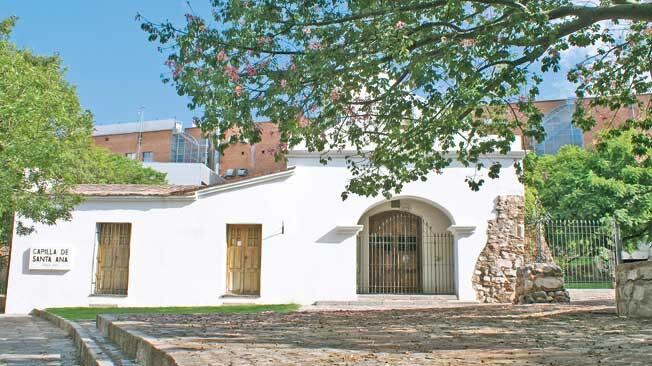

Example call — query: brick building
[92,119,286,181]
[217,122,286,178]
[521,94,650,154]
[93,119,211,165]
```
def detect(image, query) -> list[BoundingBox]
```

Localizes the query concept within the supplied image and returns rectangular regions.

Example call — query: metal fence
[525,220,621,289]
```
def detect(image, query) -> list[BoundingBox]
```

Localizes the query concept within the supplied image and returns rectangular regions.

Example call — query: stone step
[77,321,141,366]
[357,294,458,301]
[313,294,478,307]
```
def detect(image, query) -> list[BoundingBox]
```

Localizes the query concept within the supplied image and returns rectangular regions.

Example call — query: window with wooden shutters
[94,223,131,295]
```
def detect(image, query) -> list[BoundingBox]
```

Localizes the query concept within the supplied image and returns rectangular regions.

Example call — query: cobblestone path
[111,300,652,365]
[0,316,79,366]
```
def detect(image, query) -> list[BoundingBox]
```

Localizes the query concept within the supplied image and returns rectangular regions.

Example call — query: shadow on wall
[316,228,356,244]
[74,200,193,212]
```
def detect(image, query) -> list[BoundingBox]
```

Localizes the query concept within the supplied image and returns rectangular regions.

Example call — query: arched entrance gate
[357,210,455,294]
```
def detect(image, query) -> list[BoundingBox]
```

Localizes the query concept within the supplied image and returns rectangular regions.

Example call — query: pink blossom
[216,50,228,62]
[519,95,527,102]
[395,20,405,29]
[280,79,287,88]
[172,65,183,79]
[460,38,476,47]
[258,36,272,44]
[297,114,309,126]
[184,13,196,23]
[234,85,244,96]
[309,105,318,113]
[289,63,297,71]
[164,59,176,68]
[224,64,240,82]
[302,27,311,35]
[245,65,257,77]
[308,41,322,50]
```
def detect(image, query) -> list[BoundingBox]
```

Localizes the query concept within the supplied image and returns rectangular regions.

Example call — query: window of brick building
[142,151,154,162]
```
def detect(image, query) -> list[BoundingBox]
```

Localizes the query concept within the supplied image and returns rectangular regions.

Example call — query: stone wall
[473,195,525,303]
[616,260,652,318]
[514,263,570,304]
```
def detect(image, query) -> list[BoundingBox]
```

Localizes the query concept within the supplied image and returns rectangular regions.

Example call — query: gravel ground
[109,299,652,366]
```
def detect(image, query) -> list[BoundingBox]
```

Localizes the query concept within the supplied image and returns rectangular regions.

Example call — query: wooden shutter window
[95,223,131,295]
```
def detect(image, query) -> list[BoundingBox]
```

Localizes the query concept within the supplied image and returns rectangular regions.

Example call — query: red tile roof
[72,167,295,197]
[72,184,200,197]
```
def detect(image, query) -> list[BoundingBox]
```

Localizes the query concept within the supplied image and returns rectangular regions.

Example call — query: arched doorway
[357,199,455,295]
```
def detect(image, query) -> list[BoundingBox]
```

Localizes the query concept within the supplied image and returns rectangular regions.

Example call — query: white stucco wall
[144,162,222,185]
[5,151,524,314]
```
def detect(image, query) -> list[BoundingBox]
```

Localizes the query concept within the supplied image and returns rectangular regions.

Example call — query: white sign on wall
[29,246,72,270]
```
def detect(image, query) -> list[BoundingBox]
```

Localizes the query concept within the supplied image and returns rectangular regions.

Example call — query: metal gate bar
[358,211,455,295]
[526,219,619,288]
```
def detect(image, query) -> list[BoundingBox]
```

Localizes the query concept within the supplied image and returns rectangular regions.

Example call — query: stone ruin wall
[472,195,526,303]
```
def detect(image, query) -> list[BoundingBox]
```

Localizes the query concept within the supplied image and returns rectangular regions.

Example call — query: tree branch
[548,3,652,22]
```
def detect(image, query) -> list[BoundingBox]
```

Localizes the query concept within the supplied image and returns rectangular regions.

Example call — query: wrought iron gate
[357,211,455,294]
[526,220,620,288]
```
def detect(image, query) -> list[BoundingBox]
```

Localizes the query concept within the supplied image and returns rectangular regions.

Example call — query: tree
[140,0,652,198]
[76,146,167,185]
[0,17,166,244]
[524,132,652,250]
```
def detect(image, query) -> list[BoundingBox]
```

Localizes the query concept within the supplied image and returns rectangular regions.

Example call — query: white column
[447,225,477,301]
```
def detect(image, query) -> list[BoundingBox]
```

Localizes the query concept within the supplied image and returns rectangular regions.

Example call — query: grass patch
[46,303,300,321]
[566,282,613,289]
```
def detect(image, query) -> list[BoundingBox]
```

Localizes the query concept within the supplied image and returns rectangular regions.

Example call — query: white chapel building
[4,141,525,314]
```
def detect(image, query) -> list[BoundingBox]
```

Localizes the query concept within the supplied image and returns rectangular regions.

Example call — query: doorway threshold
[220,294,260,299]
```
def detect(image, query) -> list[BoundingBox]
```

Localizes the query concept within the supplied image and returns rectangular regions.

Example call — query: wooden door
[95,223,131,295]
[368,211,422,293]
[226,224,261,295]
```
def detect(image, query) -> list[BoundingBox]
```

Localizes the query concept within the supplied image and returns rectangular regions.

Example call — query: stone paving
[0,315,79,366]
[110,299,652,366]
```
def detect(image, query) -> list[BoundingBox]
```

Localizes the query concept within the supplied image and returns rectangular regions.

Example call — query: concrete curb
[31,309,114,366]
[97,315,178,366]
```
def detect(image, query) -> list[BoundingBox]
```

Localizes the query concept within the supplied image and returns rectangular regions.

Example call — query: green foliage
[524,132,652,249]
[46,304,299,320]
[1,18,91,241]
[0,18,166,244]
[77,146,167,185]
[140,1,651,198]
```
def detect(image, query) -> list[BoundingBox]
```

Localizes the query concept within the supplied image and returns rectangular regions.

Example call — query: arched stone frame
[356,196,471,296]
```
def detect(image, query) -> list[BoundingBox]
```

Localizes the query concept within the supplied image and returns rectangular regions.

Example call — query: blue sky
[2,1,582,126]
[1,1,208,125]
